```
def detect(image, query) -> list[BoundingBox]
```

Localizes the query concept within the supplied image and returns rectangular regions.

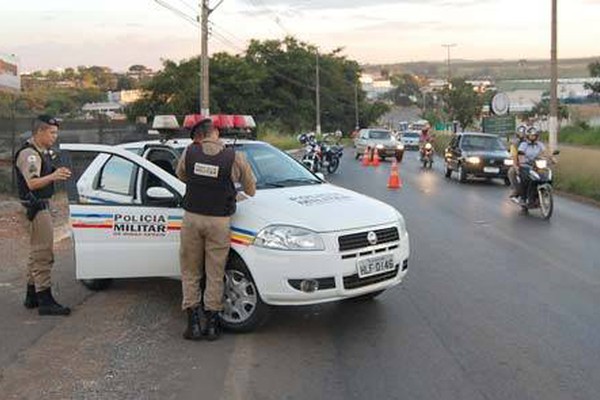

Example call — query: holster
[22,194,49,222]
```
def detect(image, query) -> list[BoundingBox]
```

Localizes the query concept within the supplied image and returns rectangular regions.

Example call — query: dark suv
[444,132,512,184]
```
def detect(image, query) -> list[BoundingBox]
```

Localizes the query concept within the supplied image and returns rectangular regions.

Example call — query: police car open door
[59,144,185,280]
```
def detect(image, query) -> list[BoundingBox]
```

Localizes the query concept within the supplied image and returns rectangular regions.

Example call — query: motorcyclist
[515,128,546,203]
[508,125,528,201]
[419,125,433,160]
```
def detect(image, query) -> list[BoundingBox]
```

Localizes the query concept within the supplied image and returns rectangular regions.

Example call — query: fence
[0,117,150,195]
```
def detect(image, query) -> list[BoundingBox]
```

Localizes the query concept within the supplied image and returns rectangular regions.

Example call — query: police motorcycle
[420,142,434,169]
[514,152,558,220]
[298,133,342,174]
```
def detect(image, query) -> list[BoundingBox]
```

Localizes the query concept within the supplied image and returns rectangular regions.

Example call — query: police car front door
[60,144,186,280]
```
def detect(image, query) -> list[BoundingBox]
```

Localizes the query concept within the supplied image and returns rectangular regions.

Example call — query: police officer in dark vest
[13,115,72,316]
[176,118,256,341]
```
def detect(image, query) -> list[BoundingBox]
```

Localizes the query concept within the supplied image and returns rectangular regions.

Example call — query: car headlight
[376,144,384,150]
[535,159,548,169]
[254,225,325,251]
[466,156,481,164]
[504,159,514,166]
[397,143,405,150]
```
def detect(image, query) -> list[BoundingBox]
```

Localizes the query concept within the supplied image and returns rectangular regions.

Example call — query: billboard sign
[0,53,20,92]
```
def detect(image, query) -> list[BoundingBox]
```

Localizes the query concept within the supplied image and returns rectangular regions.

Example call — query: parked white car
[61,138,410,331]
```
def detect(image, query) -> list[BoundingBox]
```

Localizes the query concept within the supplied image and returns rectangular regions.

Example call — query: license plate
[357,254,395,279]
[484,167,500,174]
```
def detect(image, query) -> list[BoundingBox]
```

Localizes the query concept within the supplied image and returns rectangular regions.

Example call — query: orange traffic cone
[361,147,371,167]
[372,148,381,167]
[387,158,402,189]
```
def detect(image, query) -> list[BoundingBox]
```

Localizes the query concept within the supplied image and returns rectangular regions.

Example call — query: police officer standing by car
[176,118,256,341]
[14,115,72,316]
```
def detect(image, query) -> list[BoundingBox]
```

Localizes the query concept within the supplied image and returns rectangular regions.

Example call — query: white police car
[61,138,410,331]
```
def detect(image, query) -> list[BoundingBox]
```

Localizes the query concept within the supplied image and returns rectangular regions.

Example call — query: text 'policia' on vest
[183,142,237,217]
[14,143,55,221]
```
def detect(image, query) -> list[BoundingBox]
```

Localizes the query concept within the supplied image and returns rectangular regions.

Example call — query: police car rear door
[60,143,185,280]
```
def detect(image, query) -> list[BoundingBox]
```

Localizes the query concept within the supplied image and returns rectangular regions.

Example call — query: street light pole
[549,0,559,153]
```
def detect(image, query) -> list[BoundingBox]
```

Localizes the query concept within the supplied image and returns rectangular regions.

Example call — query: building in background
[0,53,20,92]
[360,74,393,100]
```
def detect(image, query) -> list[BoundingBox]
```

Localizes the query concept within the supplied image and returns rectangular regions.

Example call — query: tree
[441,78,483,130]
[385,73,422,106]
[524,98,569,122]
[584,61,600,96]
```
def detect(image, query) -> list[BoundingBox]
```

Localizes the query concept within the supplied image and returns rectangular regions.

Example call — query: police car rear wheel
[81,279,113,291]
[221,257,269,332]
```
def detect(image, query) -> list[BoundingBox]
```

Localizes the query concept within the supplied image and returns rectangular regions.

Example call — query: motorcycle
[420,142,434,169]
[299,133,342,174]
[514,156,557,220]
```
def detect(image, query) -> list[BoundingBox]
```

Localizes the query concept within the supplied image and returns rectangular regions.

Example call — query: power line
[243,0,293,37]
[153,0,198,26]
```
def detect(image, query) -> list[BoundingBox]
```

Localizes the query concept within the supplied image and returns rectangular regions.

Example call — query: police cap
[37,114,60,128]
[190,117,213,138]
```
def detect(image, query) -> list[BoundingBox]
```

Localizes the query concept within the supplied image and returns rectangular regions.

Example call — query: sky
[1,0,599,72]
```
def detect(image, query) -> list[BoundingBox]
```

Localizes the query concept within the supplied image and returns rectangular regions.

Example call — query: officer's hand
[52,167,71,181]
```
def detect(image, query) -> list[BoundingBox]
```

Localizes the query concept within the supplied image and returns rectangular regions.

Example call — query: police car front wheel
[221,255,269,332]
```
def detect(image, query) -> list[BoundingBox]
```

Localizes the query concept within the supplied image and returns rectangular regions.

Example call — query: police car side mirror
[146,187,175,200]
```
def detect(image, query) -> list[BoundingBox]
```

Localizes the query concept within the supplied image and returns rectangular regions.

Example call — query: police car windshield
[239,143,322,189]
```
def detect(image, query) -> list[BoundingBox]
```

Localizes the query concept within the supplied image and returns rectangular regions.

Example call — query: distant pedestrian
[176,118,256,341]
[13,115,72,316]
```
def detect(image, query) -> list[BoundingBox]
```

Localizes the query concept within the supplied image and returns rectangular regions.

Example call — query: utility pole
[200,0,210,115]
[315,50,321,135]
[549,0,558,153]
[442,43,457,86]
[199,0,223,115]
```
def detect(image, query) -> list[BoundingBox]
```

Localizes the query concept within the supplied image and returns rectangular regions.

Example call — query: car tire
[347,289,386,302]
[81,279,113,291]
[445,164,452,178]
[380,156,386,161]
[458,164,467,183]
[221,255,270,333]
[396,152,404,163]
[354,151,360,160]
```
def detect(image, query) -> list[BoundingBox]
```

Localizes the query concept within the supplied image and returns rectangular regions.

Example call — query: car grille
[343,264,401,289]
[338,227,399,252]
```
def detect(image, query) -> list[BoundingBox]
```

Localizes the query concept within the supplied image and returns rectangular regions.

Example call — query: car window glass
[368,130,392,140]
[146,148,177,176]
[461,136,506,151]
[239,143,321,189]
[98,155,137,196]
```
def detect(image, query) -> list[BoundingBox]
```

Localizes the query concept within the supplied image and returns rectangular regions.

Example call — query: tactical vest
[14,142,54,201]
[183,143,236,216]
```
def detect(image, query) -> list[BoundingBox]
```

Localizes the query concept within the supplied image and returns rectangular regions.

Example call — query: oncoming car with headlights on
[61,138,410,332]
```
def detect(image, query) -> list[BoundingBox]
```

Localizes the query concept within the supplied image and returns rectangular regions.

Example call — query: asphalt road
[1,150,599,400]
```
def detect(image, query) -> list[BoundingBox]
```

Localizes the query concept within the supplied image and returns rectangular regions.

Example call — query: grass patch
[553,146,600,202]
[257,131,300,151]
[541,126,600,147]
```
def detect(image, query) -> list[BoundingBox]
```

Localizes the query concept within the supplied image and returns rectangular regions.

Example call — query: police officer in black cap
[13,115,72,316]
[176,118,256,341]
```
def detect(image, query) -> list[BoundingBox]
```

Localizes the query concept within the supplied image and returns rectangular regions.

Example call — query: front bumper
[237,225,410,306]
[462,161,510,178]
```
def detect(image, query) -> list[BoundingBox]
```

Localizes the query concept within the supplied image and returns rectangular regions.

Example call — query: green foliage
[385,74,421,106]
[441,78,483,130]
[128,37,385,132]
[555,125,600,146]
[523,98,569,121]
[584,61,600,95]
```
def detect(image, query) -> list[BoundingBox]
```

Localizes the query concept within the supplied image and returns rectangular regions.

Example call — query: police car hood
[244,184,398,233]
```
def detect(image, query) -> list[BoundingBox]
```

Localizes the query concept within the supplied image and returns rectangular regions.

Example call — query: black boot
[183,307,203,341]
[204,311,222,341]
[24,284,39,309]
[37,288,71,316]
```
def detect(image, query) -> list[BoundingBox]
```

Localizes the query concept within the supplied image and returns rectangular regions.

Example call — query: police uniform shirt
[15,140,46,182]
[176,138,257,197]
